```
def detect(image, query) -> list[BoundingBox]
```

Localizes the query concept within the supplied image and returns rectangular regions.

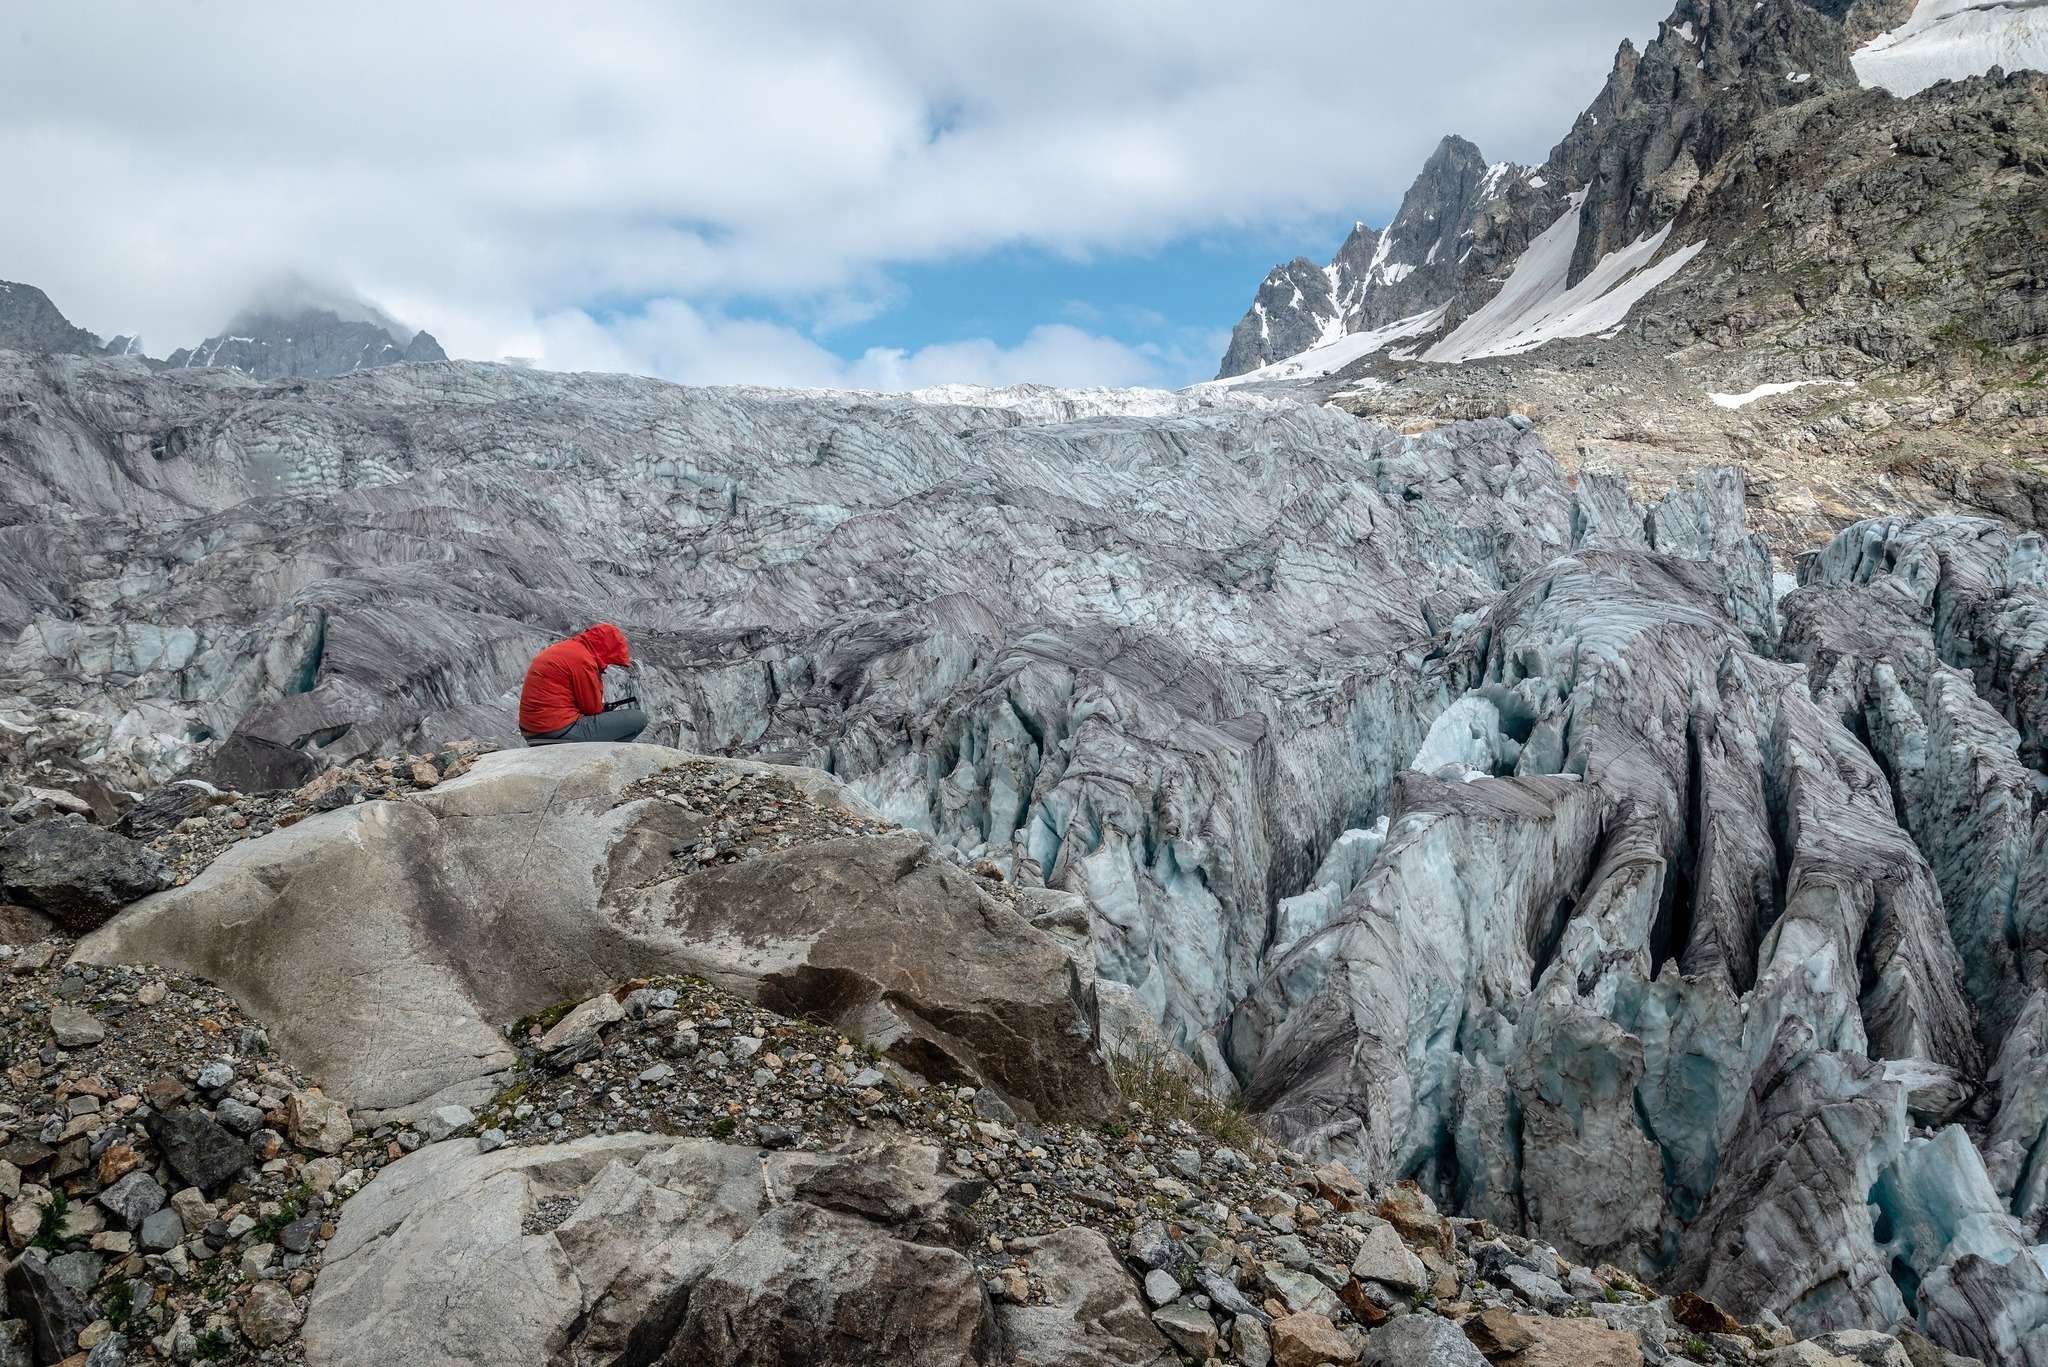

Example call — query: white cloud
[533,300,1184,390]
[0,0,1669,387]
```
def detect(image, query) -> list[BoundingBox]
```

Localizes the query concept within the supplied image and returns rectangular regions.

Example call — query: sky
[0,1,1671,391]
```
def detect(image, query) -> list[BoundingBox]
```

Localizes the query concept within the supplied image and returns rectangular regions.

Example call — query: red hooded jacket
[519,624,631,736]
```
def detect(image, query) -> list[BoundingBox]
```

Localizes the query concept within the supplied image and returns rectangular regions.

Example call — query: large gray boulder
[0,816,167,930]
[74,743,1118,1123]
[301,1133,993,1367]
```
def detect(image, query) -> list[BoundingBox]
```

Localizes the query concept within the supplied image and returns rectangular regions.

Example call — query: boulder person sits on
[519,623,649,745]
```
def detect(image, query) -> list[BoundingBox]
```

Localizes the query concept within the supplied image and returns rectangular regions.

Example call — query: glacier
[2,352,2045,1359]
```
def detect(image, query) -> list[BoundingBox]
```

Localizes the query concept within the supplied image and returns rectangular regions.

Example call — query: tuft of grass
[510,997,585,1039]
[252,1195,305,1246]
[31,1191,70,1251]
[710,1116,738,1140]
[1110,1045,1261,1153]
[194,1328,234,1361]
[99,1274,134,1329]
[478,1077,538,1131]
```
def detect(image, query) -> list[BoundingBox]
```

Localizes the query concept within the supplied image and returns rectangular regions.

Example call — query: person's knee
[611,707,648,741]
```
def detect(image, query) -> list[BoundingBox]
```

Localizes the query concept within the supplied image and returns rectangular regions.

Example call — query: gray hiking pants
[524,708,648,746]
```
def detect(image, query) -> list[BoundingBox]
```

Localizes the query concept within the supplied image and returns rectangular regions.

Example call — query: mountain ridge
[0,285,445,382]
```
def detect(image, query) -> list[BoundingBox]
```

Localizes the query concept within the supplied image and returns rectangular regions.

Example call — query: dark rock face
[1,1253,93,1366]
[0,817,168,930]
[1546,0,1862,288]
[1357,136,1536,330]
[164,307,445,381]
[144,1108,256,1194]
[1217,256,1345,378]
[0,281,109,358]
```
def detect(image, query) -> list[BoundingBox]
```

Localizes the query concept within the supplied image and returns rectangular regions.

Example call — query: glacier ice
[3,353,2046,1358]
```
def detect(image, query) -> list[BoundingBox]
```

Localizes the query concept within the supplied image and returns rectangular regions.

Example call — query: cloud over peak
[0,0,1666,387]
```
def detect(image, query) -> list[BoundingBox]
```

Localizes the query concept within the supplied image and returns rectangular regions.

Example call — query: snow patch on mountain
[1424,200,1705,364]
[1853,0,2048,96]
[1204,308,1447,387]
[1708,379,1854,409]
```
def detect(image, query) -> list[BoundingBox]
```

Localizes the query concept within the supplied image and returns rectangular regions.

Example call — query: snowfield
[1854,0,2048,95]
[1424,197,1706,363]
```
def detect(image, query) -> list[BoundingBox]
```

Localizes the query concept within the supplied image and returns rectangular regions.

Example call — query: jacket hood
[577,623,631,669]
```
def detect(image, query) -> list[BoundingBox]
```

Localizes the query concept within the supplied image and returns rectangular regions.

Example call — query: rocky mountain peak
[1214,136,1537,379]
[0,280,131,359]
[1546,0,1863,287]
[165,306,447,382]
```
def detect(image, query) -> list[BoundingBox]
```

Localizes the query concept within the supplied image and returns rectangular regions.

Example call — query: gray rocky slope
[1,350,2046,1358]
[1215,0,2048,554]
[161,307,446,383]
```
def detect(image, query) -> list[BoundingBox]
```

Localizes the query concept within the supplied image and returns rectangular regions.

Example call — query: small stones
[1143,1268,1181,1306]
[92,1170,166,1228]
[1376,1180,1449,1254]
[476,1127,509,1153]
[240,1241,276,1279]
[415,1104,477,1144]
[194,1059,236,1091]
[93,1142,140,1187]
[2,1252,93,1366]
[138,1206,185,1252]
[238,1279,304,1347]
[286,1089,354,1154]
[214,1097,265,1134]
[990,1266,1030,1305]
[1264,1262,1341,1318]
[169,1186,216,1231]
[1351,1219,1427,1292]
[1234,1314,1276,1367]
[1127,1217,1178,1271]
[1465,1306,1536,1356]
[146,1108,252,1193]
[47,1004,104,1047]
[538,993,626,1067]
[1196,1267,1270,1324]
[279,1215,322,1254]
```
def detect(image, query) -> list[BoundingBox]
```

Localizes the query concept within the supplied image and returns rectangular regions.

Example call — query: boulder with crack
[73,743,1118,1124]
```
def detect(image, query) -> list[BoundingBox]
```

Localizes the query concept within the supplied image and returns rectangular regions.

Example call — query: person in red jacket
[519,623,649,745]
